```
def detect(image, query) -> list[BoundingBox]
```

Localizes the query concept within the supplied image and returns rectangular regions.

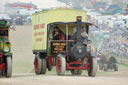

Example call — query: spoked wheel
[56,54,66,76]
[34,55,42,75]
[71,69,82,75]
[5,57,12,78]
[88,57,98,77]
[41,59,47,74]
[113,63,118,71]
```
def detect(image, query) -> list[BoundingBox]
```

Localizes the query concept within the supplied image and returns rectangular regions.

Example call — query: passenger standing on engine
[81,27,88,41]
[72,27,88,41]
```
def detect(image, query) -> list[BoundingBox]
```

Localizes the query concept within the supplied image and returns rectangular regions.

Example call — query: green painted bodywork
[0,40,11,53]
[0,19,11,54]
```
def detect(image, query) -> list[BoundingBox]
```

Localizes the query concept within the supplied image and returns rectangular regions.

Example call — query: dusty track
[0,25,128,85]
[0,69,128,85]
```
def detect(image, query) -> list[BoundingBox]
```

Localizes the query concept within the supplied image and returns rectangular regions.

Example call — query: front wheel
[34,55,42,75]
[88,57,98,77]
[5,57,12,78]
[56,54,66,76]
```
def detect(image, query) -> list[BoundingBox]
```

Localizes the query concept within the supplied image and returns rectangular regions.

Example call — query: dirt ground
[0,25,128,85]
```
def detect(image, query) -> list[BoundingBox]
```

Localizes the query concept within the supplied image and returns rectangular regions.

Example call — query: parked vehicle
[15,17,24,25]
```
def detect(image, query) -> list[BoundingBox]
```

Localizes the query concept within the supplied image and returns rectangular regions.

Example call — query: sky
[2,0,66,8]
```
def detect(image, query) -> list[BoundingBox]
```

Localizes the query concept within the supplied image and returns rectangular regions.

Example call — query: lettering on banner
[34,24,45,42]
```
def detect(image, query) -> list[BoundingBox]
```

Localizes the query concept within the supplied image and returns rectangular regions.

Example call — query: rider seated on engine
[53,26,65,40]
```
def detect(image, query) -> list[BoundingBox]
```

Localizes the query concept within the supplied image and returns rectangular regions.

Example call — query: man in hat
[53,26,65,40]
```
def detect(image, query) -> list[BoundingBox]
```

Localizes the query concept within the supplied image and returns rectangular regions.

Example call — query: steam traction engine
[32,9,98,77]
[0,19,12,78]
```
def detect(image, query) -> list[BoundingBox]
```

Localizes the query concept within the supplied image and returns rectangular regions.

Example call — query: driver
[53,26,65,40]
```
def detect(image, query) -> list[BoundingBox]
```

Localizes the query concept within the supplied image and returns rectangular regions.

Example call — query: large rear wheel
[88,57,98,77]
[41,59,47,74]
[34,55,42,75]
[5,57,12,78]
[56,54,66,76]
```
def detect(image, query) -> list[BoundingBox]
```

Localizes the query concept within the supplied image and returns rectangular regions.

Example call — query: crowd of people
[87,15,128,59]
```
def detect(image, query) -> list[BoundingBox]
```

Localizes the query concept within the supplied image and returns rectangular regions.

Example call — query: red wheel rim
[57,58,61,73]
[35,58,38,72]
